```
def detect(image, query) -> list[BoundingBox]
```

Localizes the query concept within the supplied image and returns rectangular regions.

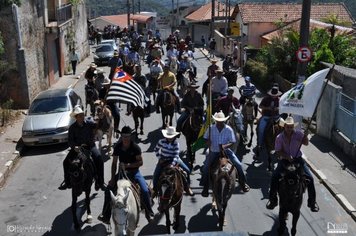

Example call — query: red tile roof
[101,14,133,28]
[237,3,354,24]
[130,14,153,23]
[185,2,234,22]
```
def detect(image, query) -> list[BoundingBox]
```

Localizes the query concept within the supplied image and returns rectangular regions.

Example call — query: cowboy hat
[212,111,229,122]
[215,68,224,73]
[97,68,105,74]
[210,59,218,63]
[113,51,119,56]
[267,86,282,97]
[70,105,84,118]
[119,126,134,136]
[187,83,199,89]
[90,63,97,68]
[279,116,299,127]
[162,126,180,139]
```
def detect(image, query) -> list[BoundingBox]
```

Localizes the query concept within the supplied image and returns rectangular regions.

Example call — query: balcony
[48,3,72,26]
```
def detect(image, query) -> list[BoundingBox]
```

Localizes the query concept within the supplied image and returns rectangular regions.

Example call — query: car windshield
[96,45,113,52]
[29,96,69,114]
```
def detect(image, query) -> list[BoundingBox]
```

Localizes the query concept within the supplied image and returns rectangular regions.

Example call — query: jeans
[176,110,189,132]
[71,60,77,75]
[269,158,316,204]
[101,170,153,220]
[107,101,120,132]
[153,158,191,189]
[201,149,246,187]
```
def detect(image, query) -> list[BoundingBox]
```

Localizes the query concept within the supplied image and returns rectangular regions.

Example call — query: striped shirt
[240,83,256,97]
[154,138,179,165]
[203,124,236,152]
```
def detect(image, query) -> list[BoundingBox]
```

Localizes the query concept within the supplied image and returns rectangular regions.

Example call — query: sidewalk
[0,54,93,188]
[199,47,356,221]
[0,48,355,222]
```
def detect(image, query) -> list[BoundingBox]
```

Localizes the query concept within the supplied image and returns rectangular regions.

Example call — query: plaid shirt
[203,124,236,152]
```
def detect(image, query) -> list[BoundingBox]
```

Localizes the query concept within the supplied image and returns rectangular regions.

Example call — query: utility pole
[171,0,174,33]
[138,0,141,13]
[127,0,131,28]
[132,0,135,15]
[210,0,215,38]
[224,0,228,36]
[176,0,179,28]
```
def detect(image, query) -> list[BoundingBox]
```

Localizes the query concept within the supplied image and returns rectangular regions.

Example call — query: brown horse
[131,105,145,135]
[241,97,255,147]
[181,108,204,167]
[156,166,184,234]
[158,89,175,129]
[148,73,159,102]
[210,152,237,230]
[254,118,283,171]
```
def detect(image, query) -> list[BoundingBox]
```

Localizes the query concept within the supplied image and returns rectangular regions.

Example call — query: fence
[335,92,356,142]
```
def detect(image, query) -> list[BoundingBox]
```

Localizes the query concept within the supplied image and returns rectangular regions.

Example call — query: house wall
[331,69,356,98]
[247,22,276,48]
[191,24,210,45]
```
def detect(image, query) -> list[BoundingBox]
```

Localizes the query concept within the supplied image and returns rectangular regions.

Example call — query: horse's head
[110,180,132,235]
[162,90,175,107]
[157,167,181,213]
[189,108,204,131]
[280,162,306,198]
[229,106,244,133]
[68,149,89,195]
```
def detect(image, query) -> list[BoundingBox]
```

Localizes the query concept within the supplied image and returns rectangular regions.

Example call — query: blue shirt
[203,124,236,152]
[154,138,179,165]
[240,83,256,97]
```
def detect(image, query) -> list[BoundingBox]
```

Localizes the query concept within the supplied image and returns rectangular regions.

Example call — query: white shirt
[203,124,236,152]
[211,76,228,95]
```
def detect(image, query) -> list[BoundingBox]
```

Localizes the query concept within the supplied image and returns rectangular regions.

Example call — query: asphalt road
[0,49,355,236]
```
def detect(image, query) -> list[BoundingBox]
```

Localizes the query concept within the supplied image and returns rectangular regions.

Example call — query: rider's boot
[176,99,182,114]
[201,184,209,197]
[266,193,278,210]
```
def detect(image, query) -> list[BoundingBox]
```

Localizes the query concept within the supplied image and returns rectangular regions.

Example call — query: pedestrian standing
[209,38,216,58]
[70,48,79,75]
[201,35,206,49]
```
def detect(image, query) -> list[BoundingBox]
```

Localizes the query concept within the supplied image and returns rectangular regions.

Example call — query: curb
[304,155,356,222]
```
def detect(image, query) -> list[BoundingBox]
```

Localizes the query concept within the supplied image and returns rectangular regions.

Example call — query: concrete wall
[332,130,356,161]
[316,81,342,139]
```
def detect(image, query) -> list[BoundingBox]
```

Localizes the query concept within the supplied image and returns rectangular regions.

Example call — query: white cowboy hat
[90,63,97,68]
[267,86,282,97]
[212,111,229,122]
[279,116,299,127]
[162,126,180,138]
[70,105,84,118]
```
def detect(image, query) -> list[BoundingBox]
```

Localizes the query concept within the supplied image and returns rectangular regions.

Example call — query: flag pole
[208,72,212,153]
[294,65,335,158]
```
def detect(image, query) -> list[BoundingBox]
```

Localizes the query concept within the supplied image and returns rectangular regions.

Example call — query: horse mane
[117,179,132,189]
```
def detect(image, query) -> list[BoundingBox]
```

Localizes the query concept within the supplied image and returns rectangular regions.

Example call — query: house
[232,2,355,48]
[0,0,89,108]
[185,1,234,45]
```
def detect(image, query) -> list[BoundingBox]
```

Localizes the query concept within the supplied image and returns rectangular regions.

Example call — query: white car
[100,39,118,51]
[21,88,83,146]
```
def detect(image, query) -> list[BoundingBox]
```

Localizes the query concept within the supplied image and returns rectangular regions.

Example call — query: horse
[168,57,178,75]
[94,100,114,152]
[131,105,145,135]
[254,118,283,171]
[223,69,238,87]
[148,72,159,102]
[158,89,175,129]
[85,83,99,116]
[181,108,204,167]
[228,106,245,154]
[210,152,237,230]
[277,161,307,236]
[178,72,190,97]
[123,63,135,76]
[68,146,95,232]
[110,179,140,236]
[241,97,256,147]
[156,166,184,234]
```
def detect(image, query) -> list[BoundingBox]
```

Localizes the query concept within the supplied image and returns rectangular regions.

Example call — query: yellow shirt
[158,71,176,90]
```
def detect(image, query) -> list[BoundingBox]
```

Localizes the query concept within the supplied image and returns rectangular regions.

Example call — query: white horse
[228,106,245,153]
[110,179,140,236]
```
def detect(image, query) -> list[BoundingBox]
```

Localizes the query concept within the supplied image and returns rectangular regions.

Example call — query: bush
[244,59,271,92]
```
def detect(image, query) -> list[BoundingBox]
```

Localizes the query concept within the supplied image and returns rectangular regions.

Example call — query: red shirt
[216,96,240,117]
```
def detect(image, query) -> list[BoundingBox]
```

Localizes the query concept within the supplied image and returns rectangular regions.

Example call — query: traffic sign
[296,46,312,62]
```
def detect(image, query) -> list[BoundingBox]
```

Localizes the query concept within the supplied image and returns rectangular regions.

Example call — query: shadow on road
[187,204,220,232]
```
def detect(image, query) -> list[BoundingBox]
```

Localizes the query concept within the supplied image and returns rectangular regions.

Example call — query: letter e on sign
[296,46,312,63]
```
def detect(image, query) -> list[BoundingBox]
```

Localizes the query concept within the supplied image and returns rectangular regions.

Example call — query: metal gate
[335,92,356,142]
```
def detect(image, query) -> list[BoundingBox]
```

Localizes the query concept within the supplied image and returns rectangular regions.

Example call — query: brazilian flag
[191,105,212,152]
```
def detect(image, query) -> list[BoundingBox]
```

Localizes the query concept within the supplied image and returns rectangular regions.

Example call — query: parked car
[93,43,115,66]
[21,88,83,146]
[100,39,118,51]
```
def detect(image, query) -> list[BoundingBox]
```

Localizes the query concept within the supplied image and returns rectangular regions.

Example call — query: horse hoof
[86,215,93,224]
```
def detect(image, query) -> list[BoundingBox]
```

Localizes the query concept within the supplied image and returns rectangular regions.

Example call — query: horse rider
[166,44,178,64]
[58,106,105,191]
[98,126,155,224]
[176,83,204,132]
[202,59,219,98]
[256,86,281,150]
[222,55,233,73]
[127,47,140,65]
[201,111,250,197]
[215,87,240,117]
[85,63,97,81]
[177,54,194,84]
[153,126,194,196]
[239,76,258,117]
[266,116,319,212]
[94,69,111,100]
[210,69,228,113]
[155,64,181,114]
[108,51,123,81]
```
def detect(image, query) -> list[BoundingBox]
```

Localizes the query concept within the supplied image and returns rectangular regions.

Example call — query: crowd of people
[59,27,319,226]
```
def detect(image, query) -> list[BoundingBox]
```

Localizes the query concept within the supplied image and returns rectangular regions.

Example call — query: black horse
[278,161,307,236]
[68,147,95,232]
[181,108,204,167]
[158,89,175,129]
[85,84,98,116]
[131,105,145,135]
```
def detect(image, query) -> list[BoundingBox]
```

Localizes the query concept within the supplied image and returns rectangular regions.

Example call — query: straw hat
[216,68,223,73]
[70,105,84,118]
[210,59,218,63]
[267,86,282,97]
[113,51,119,56]
[162,126,180,138]
[212,111,229,122]
[187,82,199,89]
[90,63,97,68]
[279,116,299,127]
